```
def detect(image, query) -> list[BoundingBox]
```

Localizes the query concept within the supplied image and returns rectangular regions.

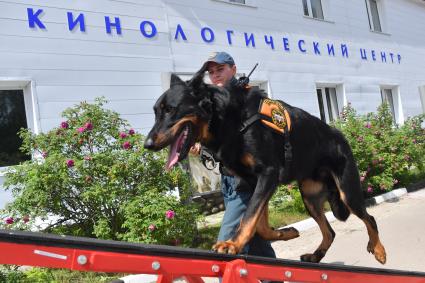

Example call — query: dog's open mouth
[166,124,193,171]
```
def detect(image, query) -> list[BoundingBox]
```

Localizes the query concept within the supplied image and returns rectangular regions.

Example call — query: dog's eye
[164,106,174,114]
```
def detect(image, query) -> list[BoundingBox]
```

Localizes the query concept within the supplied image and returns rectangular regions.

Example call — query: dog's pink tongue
[166,143,180,171]
[166,130,185,171]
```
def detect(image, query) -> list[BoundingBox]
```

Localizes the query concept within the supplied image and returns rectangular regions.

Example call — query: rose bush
[0,98,199,246]
[333,103,424,195]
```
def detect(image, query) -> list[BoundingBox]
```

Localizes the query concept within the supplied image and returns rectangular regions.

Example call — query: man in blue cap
[191,51,277,259]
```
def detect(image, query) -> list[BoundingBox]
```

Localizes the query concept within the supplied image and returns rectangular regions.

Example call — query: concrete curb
[281,187,408,232]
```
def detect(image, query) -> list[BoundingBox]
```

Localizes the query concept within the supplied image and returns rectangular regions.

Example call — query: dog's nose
[144,138,155,149]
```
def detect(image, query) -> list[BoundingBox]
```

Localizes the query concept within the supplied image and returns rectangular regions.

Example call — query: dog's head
[144,72,215,170]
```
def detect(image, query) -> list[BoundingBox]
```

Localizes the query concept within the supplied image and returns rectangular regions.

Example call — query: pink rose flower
[360,176,365,182]
[129,129,135,135]
[122,141,131,149]
[367,187,373,193]
[165,210,175,219]
[364,122,371,129]
[77,127,86,133]
[84,156,92,161]
[148,224,156,231]
[5,217,14,225]
[66,159,75,167]
[119,132,128,139]
[60,121,69,129]
[84,122,93,131]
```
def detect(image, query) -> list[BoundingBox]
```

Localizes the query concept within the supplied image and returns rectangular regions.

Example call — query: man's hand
[190,143,201,155]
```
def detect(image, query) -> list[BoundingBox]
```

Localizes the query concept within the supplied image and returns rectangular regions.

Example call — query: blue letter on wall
[67,12,85,32]
[140,21,157,38]
[174,24,187,41]
[105,16,122,35]
[201,27,215,43]
[27,8,46,29]
[298,39,306,53]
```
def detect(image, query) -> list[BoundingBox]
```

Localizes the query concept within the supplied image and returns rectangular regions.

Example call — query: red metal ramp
[0,229,424,283]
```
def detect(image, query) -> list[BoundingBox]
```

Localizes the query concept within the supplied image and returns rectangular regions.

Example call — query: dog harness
[240,98,293,180]
[240,98,291,134]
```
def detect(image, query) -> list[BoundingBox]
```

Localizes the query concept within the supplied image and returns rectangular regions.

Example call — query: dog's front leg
[212,167,278,254]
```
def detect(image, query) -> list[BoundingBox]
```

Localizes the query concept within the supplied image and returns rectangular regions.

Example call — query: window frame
[212,0,257,8]
[0,78,40,170]
[419,86,425,114]
[303,0,325,20]
[365,0,387,33]
[380,85,403,125]
[315,83,346,124]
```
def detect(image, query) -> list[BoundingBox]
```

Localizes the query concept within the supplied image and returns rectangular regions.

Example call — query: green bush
[0,98,199,246]
[333,103,425,195]
[0,266,123,283]
[271,104,424,212]
[270,183,306,214]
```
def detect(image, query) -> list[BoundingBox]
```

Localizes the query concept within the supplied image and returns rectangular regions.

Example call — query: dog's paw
[300,253,321,263]
[367,241,387,264]
[276,227,300,241]
[212,241,240,255]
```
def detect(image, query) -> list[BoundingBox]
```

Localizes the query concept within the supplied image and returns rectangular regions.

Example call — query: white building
[1,0,425,206]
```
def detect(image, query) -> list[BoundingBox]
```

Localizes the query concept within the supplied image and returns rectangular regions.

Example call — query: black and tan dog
[144,70,387,264]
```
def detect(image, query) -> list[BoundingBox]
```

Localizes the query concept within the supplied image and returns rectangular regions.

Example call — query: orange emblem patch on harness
[259,99,291,134]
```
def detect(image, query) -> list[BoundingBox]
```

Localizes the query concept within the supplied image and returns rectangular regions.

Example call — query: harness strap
[239,113,270,133]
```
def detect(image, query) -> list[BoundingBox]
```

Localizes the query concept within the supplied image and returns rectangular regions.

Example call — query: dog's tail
[327,173,350,221]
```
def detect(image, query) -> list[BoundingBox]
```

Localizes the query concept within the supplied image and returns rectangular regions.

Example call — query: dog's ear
[188,65,207,90]
[170,73,185,86]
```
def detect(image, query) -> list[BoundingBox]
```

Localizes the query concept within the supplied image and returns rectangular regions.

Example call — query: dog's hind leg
[256,205,300,241]
[299,179,335,263]
[331,167,387,264]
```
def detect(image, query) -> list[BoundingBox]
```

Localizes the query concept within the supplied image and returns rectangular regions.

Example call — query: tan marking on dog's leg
[213,207,264,254]
[301,179,324,196]
[330,172,386,264]
[364,218,387,264]
[241,153,255,168]
[299,180,334,263]
[256,205,299,241]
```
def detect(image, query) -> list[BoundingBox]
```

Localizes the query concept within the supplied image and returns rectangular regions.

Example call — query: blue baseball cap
[204,51,235,67]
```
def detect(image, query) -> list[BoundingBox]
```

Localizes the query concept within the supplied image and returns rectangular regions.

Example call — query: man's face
[207,62,236,86]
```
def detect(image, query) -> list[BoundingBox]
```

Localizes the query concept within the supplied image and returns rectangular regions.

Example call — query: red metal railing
[1,229,424,283]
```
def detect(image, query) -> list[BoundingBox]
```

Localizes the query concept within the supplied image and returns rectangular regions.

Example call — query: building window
[303,0,324,20]
[213,0,256,6]
[419,86,425,114]
[380,88,396,123]
[317,87,339,123]
[0,90,30,167]
[366,0,382,32]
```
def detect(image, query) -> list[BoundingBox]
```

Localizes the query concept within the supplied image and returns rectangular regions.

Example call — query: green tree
[1,98,199,246]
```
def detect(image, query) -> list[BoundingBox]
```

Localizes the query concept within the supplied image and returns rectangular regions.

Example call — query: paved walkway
[272,189,425,272]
